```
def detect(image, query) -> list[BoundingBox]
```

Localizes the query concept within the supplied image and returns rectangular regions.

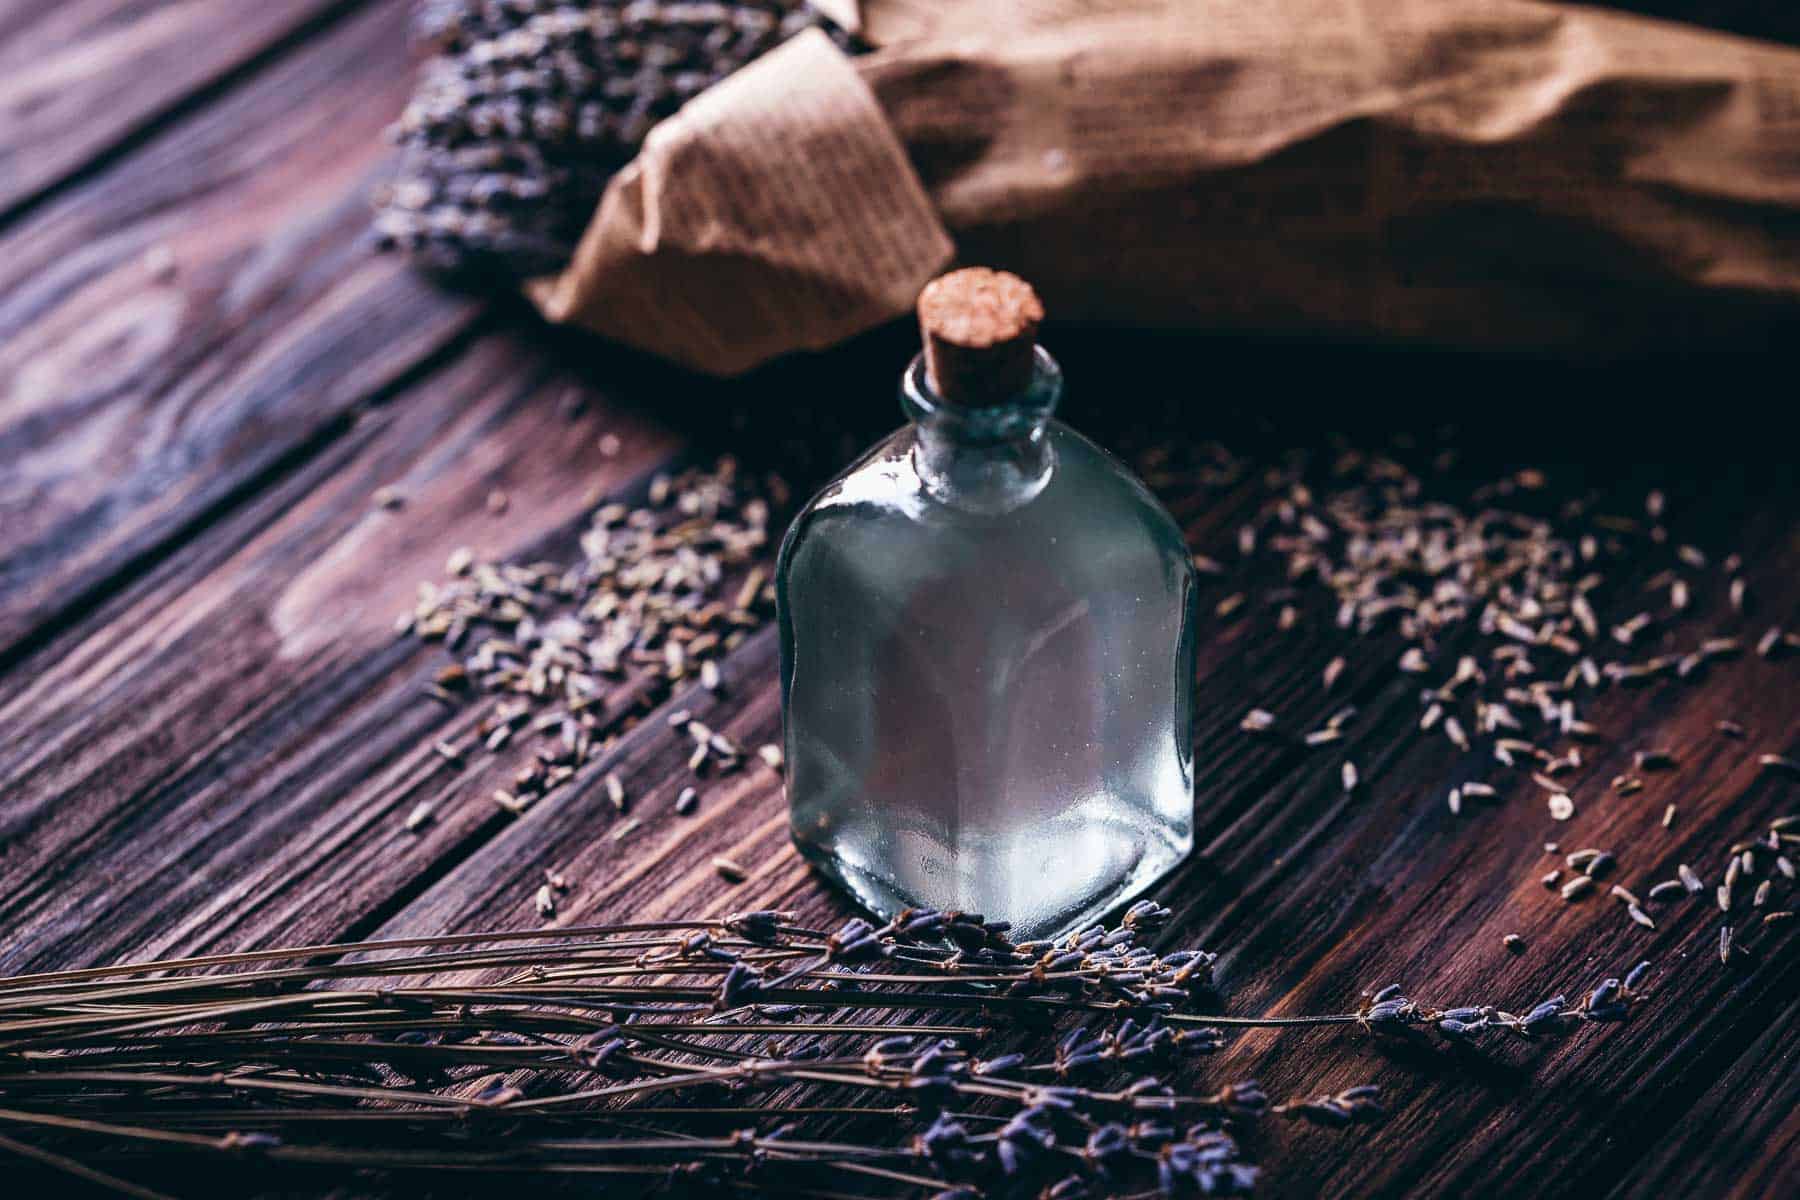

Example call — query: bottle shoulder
[1040,420,1192,556]
[777,421,1195,587]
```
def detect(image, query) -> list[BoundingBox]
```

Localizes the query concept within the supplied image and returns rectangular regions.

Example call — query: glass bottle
[776,269,1196,938]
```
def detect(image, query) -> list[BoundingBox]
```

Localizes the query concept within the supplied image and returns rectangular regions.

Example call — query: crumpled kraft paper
[528,0,1800,375]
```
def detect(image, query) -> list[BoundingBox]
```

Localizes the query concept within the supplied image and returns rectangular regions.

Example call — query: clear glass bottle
[776,270,1196,939]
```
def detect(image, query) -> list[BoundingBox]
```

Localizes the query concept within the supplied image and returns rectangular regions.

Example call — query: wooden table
[2,3,1797,1197]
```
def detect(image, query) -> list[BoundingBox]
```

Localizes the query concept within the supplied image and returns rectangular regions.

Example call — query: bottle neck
[901,346,1061,513]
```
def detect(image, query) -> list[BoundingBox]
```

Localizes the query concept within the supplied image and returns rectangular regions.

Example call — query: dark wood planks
[1138,476,1800,1198]
[344,447,1800,1199]
[5,342,1798,1198]
[0,327,681,974]
[359,625,815,942]
[0,0,1795,1194]
[0,0,475,664]
[0,0,372,218]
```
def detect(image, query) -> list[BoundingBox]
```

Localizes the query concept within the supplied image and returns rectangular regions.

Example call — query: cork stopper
[917,268,1045,405]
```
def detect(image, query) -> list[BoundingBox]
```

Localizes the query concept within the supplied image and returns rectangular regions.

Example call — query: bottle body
[776,353,1197,938]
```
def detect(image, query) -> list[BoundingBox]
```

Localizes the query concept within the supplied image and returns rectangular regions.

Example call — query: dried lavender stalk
[0,905,1645,1197]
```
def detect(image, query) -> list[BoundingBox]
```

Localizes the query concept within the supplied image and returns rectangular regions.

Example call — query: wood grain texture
[6,357,1796,1198]
[0,0,371,217]
[1173,509,1800,1200]
[0,327,681,974]
[2,0,1798,1195]
[355,441,1800,1200]
[0,0,474,663]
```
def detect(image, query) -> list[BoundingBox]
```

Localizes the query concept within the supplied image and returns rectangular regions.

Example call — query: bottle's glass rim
[900,346,1061,442]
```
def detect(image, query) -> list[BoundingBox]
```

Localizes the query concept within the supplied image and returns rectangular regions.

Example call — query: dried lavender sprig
[0,1099,1274,1197]
[0,911,805,994]
[1351,962,1650,1041]
[0,904,1654,1197]
[1272,1084,1384,1126]
[0,909,1645,1053]
[0,1021,1303,1195]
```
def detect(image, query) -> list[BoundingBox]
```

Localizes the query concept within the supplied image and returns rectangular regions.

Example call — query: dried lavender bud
[1123,899,1173,932]
[1217,1080,1269,1119]
[714,960,765,1009]
[1365,997,1414,1028]
[943,911,1013,953]
[891,908,948,940]
[1520,995,1567,1034]
[824,917,890,963]
[1282,1084,1384,1125]
[1191,1142,1258,1195]
[475,1079,524,1104]
[1083,1122,1133,1173]
[577,1030,630,1071]
[995,1106,1057,1175]
[1174,1025,1227,1054]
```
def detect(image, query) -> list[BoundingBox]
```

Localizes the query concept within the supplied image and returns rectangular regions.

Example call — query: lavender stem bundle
[0,903,1645,1198]
[376,1,855,277]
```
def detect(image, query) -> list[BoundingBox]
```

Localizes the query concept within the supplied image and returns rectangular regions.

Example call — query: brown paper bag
[530,0,1800,375]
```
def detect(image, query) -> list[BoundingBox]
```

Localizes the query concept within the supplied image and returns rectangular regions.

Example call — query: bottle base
[792,831,1192,943]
